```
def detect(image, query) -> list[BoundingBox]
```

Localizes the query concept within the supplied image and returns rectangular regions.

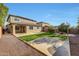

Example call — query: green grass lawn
[19,32,67,42]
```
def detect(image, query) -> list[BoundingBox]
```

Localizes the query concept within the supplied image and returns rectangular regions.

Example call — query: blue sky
[5,3,79,26]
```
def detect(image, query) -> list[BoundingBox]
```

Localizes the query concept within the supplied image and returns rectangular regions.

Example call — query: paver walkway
[0,34,46,56]
[69,34,79,56]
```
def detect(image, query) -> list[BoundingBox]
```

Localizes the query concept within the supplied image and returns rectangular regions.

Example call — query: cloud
[44,14,52,18]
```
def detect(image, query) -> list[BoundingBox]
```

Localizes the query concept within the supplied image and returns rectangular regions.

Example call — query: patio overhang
[9,22,42,27]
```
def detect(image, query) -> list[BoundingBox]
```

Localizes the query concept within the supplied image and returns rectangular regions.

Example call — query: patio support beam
[26,26,27,33]
[12,24,16,35]
[0,26,2,39]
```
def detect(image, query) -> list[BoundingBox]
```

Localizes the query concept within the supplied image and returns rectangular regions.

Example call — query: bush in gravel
[48,34,67,41]
[59,35,67,41]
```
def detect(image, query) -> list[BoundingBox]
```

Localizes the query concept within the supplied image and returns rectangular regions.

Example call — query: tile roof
[7,14,37,22]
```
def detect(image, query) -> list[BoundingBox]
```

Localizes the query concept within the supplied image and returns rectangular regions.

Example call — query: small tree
[0,4,8,38]
[48,25,55,33]
[76,17,79,34]
[77,17,79,29]
[58,23,70,33]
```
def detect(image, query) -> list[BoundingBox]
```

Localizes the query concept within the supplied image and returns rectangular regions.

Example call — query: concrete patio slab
[0,34,46,56]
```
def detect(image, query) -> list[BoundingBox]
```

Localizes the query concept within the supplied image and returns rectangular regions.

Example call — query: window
[15,18,20,21]
[29,26,33,30]
[15,26,19,30]
[37,27,39,29]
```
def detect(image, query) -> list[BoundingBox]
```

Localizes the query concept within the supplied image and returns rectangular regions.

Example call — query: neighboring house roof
[39,22,49,24]
[53,26,58,29]
[7,14,37,22]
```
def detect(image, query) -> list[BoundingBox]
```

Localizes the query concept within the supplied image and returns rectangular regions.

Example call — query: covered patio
[7,23,27,35]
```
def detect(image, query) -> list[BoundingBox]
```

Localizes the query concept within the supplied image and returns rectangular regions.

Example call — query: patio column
[12,24,16,35]
[0,26,2,39]
[26,26,27,33]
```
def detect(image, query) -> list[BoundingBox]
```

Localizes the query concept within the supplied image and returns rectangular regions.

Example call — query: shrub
[48,26,55,33]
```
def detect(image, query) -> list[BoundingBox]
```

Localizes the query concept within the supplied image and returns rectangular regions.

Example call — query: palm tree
[0,4,8,38]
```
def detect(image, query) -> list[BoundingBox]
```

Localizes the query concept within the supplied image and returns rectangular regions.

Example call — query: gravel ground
[31,37,70,56]
[31,37,61,44]
[53,40,70,56]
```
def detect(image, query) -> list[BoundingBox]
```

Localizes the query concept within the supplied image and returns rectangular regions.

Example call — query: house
[6,15,50,37]
[38,22,50,32]
[53,26,59,33]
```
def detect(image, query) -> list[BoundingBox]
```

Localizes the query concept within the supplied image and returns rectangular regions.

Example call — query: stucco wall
[26,26,42,34]
[14,25,42,37]
[7,24,13,33]
[8,24,42,37]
